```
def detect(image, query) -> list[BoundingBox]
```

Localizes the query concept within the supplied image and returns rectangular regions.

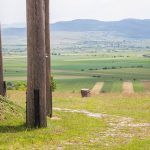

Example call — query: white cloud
[0,0,150,24]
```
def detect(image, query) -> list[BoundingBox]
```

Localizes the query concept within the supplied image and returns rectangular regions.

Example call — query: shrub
[6,81,27,91]
[6,77,57,92]
[92,75,101,78]
[102,67,108,70]
[50,77,56,92]
[137,65,143,68]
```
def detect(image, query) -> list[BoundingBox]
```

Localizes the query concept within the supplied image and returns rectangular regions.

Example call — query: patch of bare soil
[142,80,150,92]
[51,116,61,120]
[122,81,134,94]
[54,107,150,145]
[91,82,104,95]
[54,108,108,118]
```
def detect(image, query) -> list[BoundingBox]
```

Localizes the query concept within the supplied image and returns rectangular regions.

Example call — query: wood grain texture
[44,0,52,117]
[26,0,47,127]
[0,24,5,96]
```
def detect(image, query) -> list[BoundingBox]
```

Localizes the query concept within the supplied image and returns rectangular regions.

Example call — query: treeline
[6,77,56,91]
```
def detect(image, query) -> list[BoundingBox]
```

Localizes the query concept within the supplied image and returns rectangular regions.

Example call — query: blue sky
[0,0,150,24]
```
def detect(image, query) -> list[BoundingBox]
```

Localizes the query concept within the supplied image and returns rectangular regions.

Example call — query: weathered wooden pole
[44,0,52,117]
[0,24,6,97]
[26,0,47,127]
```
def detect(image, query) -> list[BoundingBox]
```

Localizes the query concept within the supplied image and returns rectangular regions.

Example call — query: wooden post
[44,0,52,117]
[26,0,47,127]
[81,89,91,97]
[0,24,6,97]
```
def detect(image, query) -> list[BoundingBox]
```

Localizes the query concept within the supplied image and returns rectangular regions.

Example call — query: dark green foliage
[6,78,56,92]
[92,75,101,78]
[50,77,56,92]
[6,81,27,90]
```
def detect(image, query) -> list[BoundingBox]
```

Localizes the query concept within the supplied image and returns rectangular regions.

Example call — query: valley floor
[0,91,150,150]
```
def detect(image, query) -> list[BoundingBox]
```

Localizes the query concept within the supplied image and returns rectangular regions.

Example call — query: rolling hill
[2,19,150,39]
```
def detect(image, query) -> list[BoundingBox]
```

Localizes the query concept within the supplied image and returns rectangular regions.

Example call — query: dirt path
[91,82,104,95]
[54,107,108,118]
[141,80,150,92]
[122,81,134,94]
[54,107,150,143]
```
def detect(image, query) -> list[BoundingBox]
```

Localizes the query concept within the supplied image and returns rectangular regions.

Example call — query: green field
[0,91,150,149]
[3,52,150,92]
[1,51,150,149]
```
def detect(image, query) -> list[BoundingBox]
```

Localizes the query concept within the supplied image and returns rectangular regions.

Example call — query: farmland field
[1,31,150,149]
[2,30,150,93]
[3,51,150,93]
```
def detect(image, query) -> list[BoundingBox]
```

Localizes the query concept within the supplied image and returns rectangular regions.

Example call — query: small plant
[50,76,56,92]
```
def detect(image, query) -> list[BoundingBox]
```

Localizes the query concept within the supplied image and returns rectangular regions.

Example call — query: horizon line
[2,18,150,25]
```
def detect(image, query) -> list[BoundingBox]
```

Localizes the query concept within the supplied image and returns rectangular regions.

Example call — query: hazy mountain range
[2,19,150,39]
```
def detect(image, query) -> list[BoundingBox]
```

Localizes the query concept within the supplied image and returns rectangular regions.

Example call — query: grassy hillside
[0,96,24,128]
[0,91,150,149]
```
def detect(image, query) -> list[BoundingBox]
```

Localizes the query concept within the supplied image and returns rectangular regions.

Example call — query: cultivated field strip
[122,81,134,94]
[142,80,150,92]
[91,82,104,94]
